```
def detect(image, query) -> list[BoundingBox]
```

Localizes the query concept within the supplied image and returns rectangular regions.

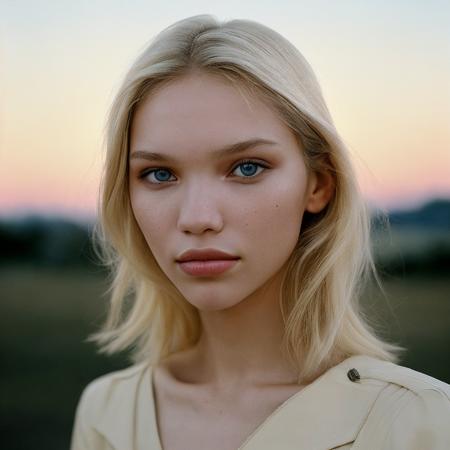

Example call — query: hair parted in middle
[89,14,404,383]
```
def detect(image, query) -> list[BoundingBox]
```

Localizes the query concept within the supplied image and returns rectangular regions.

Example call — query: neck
[178,269,299,390]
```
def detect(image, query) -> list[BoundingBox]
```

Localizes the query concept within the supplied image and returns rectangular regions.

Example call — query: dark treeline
[370,198,450,276]
[1,198,449,275]
[0,216,99,269]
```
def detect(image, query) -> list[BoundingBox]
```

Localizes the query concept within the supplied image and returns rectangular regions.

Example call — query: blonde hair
[89,14,404,383]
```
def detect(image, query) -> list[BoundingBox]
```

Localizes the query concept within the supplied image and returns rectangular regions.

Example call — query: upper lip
[176,248,240,262]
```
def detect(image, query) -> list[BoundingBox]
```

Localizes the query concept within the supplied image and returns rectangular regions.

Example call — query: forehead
[129,72,297,159]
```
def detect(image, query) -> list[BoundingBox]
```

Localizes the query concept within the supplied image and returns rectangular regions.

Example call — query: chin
[184,296,243,313]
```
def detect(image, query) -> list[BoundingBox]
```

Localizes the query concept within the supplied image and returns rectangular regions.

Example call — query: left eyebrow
[129,138,278,162]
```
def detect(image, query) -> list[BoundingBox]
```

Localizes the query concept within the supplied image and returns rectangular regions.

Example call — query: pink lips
[178,259,239,276]
[176,248,240,276]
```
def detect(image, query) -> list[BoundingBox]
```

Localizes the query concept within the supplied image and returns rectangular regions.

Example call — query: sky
[1,0,449,220]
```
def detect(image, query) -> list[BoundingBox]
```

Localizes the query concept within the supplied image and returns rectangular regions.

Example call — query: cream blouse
[70,354,450,449]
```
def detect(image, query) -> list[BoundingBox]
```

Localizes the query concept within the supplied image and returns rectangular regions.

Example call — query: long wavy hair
[89,14,404,383]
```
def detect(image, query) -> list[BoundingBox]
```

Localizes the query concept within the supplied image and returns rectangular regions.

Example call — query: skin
[128,71,334,448]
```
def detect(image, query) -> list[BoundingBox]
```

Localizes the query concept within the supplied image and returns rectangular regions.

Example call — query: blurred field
[1,265,449,450]
[0,266,127,450]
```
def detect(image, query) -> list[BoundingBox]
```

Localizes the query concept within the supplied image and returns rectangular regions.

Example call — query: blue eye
[231,160,268,178]
[145,168,175,183]
[139,159,269,185]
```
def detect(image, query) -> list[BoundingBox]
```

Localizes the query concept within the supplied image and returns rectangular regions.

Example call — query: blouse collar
[96,354,388,449]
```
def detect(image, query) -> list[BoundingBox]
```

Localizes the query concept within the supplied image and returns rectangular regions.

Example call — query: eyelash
[138,159,270,185]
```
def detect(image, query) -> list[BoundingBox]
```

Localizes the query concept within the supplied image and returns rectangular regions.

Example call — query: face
[128,71,318,312]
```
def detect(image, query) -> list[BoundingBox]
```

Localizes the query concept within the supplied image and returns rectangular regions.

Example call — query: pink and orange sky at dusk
[2,1,449,220]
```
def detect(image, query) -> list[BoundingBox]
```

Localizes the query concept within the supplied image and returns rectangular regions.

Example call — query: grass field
[1,265,449,450]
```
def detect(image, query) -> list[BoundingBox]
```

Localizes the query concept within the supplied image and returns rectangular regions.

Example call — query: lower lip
[177,259,240,276]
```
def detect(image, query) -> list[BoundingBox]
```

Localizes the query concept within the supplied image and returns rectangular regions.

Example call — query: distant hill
[0,215,98,268]
[371,198,450,232]
[388,199,450,230]
[1,198,449,273]
[371,198,450,275]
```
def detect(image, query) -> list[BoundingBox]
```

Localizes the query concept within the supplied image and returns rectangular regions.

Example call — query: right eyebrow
[129,138,278,162]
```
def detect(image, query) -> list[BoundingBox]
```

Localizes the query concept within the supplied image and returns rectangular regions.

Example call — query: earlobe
[305,171,335,214]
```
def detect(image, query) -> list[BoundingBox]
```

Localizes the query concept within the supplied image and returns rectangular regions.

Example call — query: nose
[176,179,224,235]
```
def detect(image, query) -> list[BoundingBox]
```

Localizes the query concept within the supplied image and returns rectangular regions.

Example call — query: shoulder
[346,355,450,449]
[350,354,450,397]
[79,361,151,413]
[74,361,152,423]
[70,361,152,450]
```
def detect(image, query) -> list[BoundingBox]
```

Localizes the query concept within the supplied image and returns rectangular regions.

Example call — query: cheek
[243,176,306,262]
[130,190,168,251]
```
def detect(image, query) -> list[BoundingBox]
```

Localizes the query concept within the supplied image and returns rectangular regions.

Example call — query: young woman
[70,15,450,450]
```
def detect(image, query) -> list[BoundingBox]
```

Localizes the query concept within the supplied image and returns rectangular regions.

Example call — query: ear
[305,170,335,214]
